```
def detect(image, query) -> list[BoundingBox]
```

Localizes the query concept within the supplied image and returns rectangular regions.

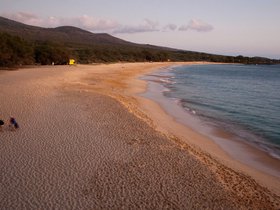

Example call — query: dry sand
[0,63,279,209]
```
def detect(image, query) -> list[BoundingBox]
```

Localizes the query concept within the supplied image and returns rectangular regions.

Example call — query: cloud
[163,24,177,31]
[2,12,159,33]
[1,12,43,26]
[113,19,159,34]
[1,12,119,31]
[179,19,214,32]
[2,12,213,34]
[69,15,119,31]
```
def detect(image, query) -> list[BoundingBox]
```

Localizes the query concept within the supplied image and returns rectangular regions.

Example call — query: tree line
[0,33,70,67]
[0,32,279,68]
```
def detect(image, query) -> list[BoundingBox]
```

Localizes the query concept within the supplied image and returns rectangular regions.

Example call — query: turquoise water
[153,64,280,159]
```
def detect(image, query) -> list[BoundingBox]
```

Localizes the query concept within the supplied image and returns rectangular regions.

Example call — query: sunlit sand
[0,63,279,209]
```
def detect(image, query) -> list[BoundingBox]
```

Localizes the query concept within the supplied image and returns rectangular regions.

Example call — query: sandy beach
[0,63,280,209]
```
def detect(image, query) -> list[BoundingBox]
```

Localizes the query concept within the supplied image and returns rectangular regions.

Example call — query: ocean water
[147,64,280,160]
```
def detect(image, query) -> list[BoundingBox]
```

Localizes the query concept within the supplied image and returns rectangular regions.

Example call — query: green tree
[0,33,34,67]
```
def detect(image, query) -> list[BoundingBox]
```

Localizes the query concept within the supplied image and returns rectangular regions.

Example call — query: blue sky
[1,0,280,58]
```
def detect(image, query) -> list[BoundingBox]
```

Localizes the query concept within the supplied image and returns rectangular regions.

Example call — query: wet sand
[0,63,279,209]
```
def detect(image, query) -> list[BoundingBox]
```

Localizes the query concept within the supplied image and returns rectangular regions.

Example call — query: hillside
[0,16,279,67]
[0,16,136,46]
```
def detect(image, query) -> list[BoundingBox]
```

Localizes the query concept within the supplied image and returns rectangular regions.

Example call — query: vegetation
[0,33,34,67]
[0,16,279,68]
[34,42,69,65]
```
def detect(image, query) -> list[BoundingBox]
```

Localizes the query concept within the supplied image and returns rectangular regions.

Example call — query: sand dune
[0,63,279,209]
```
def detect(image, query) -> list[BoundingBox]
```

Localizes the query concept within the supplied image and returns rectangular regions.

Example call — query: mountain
[0,16,279,67]
[0,16,136,46]
[0,16,174,50]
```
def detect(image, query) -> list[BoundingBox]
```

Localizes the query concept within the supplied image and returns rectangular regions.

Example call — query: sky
[1,0,280,59]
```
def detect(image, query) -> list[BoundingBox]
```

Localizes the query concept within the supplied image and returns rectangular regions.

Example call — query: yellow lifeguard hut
[69,59,75,65]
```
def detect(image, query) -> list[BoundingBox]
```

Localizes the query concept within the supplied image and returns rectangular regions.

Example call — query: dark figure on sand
[0,119,4,131]
[9,117,19,130]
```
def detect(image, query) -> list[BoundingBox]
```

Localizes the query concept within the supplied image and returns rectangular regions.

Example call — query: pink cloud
[113,19,159,34]
[1,12,43,26]
[1,12,119,31]
[1,12,213,34]
[179,19,214,32]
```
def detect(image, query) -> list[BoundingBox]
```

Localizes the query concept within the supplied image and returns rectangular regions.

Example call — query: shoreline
[122,62,280,195]
[1,63,280,209]
[140,65,280,178]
